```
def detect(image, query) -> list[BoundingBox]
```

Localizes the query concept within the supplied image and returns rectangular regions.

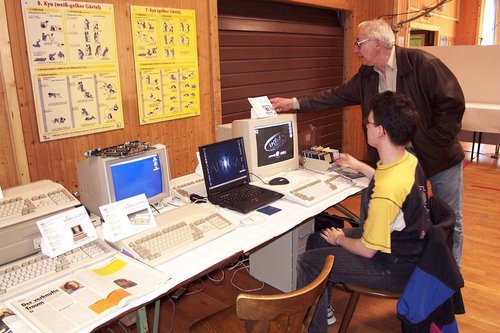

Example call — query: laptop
[198,137,284,214]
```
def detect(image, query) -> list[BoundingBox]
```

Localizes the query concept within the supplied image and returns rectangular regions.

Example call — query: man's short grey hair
[358,19,395,48]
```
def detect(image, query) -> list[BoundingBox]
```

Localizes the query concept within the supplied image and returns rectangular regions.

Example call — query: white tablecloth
[463,103,500,134]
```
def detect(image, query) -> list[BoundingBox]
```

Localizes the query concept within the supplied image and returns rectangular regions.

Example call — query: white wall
[418,45,500,104]
[418,45,500,144]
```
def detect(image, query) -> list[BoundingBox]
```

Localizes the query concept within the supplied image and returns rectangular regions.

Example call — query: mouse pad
[257,205,281,215]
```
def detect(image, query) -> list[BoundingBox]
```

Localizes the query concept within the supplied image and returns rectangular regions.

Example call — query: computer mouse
[268,177,289,185]
[240,214,266,227]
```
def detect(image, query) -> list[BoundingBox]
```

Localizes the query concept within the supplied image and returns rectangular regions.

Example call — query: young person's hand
[320,227,345,246]
[336,153,375,179]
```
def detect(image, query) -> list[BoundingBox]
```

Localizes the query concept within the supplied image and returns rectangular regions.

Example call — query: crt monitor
[77,144,171,217]
[231,114,299,180]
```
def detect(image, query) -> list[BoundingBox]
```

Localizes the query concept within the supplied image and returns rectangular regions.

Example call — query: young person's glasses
[363,117,376,126]
[354,38,374,48]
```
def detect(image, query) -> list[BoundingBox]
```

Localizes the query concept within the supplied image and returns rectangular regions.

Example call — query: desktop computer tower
[249,219,314,292]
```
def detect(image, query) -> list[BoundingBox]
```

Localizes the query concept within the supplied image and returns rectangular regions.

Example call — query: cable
[249,172,270,185]
[228,256,265,292]
[230,265,265,292]
[206,267,225,284]
[149,203,160,215]
[185,279,206,296]
[165,296,176,333]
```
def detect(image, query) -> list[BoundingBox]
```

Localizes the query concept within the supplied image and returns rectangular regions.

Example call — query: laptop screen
[199,137,250,195]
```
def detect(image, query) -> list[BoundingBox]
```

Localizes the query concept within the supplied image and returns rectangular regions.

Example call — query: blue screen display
[110,154,163,201]
[200,138,247,190]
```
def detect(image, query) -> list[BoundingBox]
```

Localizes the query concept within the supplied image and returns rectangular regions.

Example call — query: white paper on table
[100,193,156,242]
[37,206,98,257]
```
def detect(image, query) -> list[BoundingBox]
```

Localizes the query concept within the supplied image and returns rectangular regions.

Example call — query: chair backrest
[236,255,334,333]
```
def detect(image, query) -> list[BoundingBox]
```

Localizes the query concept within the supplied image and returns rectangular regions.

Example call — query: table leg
[471,132,477,161]
[152,299,161,333]
[477,132,483,160]
[136,307,149,333]
[492,135,499,159]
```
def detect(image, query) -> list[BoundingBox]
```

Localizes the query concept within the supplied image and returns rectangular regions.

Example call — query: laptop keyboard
[215,185,283,213]
[219,186,267,203]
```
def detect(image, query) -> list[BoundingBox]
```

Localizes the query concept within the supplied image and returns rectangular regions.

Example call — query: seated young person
[296,91,432,333]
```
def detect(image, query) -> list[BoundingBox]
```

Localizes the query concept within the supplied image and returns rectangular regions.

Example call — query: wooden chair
[335,196,456,333]
[189,255,334,333]
[335,283,401,333]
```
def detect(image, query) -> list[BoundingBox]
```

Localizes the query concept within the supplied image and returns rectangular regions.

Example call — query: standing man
[271,18,465,267]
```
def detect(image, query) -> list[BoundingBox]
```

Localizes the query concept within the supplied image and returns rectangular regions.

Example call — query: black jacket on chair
[397,197,465,332]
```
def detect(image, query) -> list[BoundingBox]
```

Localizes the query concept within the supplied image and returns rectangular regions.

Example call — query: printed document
[11,253,169,333]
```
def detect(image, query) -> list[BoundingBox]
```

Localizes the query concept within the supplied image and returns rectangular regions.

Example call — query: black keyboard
[219,185,265,203]
[213,185,283,214]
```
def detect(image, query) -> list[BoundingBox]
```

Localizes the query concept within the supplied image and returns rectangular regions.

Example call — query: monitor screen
[231,114,299,180]
[199,137,249,193]
[110,153,164,201]
[255,121,294,167]
[77,144,171,217]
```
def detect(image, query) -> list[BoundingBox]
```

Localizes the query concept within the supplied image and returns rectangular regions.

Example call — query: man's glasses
[354,38,374,48]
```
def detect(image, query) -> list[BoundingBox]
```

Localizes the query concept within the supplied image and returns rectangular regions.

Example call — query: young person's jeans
[297,233,414,333]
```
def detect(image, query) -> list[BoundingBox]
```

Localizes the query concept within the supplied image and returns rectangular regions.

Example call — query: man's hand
[270,97,294,113]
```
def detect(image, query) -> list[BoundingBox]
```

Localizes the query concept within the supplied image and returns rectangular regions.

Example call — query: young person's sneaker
[327,305,337,325]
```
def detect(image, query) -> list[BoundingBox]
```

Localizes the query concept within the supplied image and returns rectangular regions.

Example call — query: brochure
[248,96,278,118]
[36,206,98,258]
[99,194,156,242]
[11,253,169,333]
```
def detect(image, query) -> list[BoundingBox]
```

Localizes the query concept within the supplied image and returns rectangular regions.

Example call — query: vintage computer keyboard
[257,173,354,207]
[0,239,115,301]
[110,204,236,267]
[170,174,207,203]
[285,175,354,207]
[0,179,79,227]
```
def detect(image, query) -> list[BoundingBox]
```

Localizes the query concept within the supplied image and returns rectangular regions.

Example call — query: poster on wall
[130,6,201,124]
[21,0,124,142]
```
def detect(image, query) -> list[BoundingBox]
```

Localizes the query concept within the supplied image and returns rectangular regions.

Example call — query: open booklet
[10,253,169,333]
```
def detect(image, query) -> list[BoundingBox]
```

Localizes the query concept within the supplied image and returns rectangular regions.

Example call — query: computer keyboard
[170,174,207,203]
[257,173,354,207]
[0,179,79,227]
[286,175,354,206]
[111,204,236,267]
[218,185,278,205]
[0,239,115,300]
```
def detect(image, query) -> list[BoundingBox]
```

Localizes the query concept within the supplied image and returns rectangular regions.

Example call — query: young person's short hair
[370,91,419,145]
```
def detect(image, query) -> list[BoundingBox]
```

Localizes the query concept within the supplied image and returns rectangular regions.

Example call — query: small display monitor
[231,114,299,180]
[77,144,171,217]
[199,137,249,194]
